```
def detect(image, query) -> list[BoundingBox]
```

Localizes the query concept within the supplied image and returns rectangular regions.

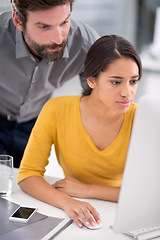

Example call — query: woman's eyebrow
[108,75,139,79]
[108,76,123,79]
[131,75,139,79]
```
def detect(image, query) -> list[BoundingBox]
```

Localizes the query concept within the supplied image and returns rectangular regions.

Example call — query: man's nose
[50,27,63,45]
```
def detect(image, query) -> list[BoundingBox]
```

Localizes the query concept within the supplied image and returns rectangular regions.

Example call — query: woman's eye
[130,80,139,85]
[110,81,121,85]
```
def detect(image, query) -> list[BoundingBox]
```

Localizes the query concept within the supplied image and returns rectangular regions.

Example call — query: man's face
[21,4,71,61]
[23,30,68,62]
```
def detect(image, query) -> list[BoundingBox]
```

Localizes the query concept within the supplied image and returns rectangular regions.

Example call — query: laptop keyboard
[127,225,160,240]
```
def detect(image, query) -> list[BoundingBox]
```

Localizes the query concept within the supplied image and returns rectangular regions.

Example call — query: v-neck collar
[77,96,127,153]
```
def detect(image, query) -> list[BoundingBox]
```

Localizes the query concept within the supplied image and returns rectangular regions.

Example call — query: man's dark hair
[10,0,74,28]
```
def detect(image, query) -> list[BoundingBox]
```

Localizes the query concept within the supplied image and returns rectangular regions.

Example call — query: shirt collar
[16,29,30,59]
[15,29,69,60]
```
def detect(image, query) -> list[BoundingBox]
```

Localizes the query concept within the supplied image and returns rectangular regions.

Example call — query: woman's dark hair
[83,35,142,96]
[10,0,74,29]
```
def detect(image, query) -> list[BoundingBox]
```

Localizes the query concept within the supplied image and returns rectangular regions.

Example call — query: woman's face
[91,57,139,114]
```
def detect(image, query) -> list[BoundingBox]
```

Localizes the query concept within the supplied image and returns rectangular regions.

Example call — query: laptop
[113,95,160,240]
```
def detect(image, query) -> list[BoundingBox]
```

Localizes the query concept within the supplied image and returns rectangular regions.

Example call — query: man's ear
[12,12,23,31]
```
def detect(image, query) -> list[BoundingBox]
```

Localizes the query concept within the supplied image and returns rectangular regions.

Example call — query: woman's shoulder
[48,95,81,103]
[38,96,81,123]
[44,95,81,111]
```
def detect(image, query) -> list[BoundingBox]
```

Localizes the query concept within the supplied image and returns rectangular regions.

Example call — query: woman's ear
[87,77,95,89]
[12,12,23,31]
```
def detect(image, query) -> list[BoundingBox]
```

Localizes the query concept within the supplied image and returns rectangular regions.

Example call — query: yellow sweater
[18,96,137,187]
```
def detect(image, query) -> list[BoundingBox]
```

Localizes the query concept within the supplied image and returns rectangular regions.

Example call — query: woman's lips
[116,101,131,107]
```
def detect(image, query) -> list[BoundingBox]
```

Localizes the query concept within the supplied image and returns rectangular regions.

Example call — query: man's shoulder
[0,11,13,31]
[69,18,99,45]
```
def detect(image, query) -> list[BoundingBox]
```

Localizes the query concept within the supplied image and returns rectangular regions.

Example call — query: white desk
[5,169,132,240]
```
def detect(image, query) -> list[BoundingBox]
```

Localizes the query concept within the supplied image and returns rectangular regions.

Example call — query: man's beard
[23,30,68,62]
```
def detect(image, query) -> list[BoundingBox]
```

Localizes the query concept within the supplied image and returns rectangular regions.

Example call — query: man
[0,0,99,167]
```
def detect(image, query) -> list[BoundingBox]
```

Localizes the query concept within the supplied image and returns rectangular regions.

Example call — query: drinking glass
[0,155,13,197]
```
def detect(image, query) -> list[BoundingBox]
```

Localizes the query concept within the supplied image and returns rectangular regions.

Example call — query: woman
[18,35,142,228]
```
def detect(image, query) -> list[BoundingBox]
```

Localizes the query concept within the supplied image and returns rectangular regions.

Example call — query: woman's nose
[120,85,132,98]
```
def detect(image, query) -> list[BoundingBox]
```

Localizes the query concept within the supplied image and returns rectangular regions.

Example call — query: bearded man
[0,0,99,167]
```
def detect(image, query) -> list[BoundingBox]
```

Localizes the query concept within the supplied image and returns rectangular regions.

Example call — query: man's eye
[61,20,69,26]
[39,25,50,30]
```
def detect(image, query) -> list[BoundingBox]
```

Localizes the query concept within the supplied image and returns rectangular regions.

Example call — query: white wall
[71,0,138,45]
[0,1,11,12]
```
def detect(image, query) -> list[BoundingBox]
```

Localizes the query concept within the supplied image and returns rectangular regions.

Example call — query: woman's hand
[62,197,101,228]
[53,176,89,198]
[19,176,101,228]
[53,177,102,227]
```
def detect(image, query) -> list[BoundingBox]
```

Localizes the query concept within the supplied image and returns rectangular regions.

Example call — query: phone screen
[12,207,36,219]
